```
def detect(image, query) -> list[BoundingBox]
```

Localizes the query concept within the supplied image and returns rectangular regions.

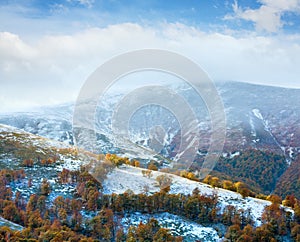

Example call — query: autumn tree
[148,161,159,171]
[23,159,34,167]
[40,178,51,196]
[282,195,297,208]
[225,224,241,242]
[291,224,300,241]
[222,180,235,191]
[116,228,126,242]
[266,194,282,204]
[2,202,21,223]
[235,182,250,198]
[142,170,153,178]
[156,175,172,193]
[211,177,221,188]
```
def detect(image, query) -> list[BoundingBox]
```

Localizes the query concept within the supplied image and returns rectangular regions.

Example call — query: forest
[0,153,300,241]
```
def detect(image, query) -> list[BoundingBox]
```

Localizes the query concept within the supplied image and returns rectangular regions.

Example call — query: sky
[0,0,300,112]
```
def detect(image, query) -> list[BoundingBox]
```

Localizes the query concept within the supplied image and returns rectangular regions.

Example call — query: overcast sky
[1,0,300,112]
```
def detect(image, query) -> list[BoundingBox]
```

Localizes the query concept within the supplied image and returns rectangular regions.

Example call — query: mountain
[0,104,74,145]
[1,81,299,196]
[0,124,296,241]
[219,82,300,161]
[1,81,299,161]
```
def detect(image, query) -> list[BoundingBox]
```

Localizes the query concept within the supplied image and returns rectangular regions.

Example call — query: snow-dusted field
[122,212,221,242]
[103,165,272,226]
[0,124,71,150]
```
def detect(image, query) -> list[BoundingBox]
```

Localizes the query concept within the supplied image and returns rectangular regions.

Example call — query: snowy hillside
[1,82,300,161]
[103,165,274,226]
[0,124,296,241]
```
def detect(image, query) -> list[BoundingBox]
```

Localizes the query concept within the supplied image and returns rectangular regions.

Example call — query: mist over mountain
[1,81,299,162]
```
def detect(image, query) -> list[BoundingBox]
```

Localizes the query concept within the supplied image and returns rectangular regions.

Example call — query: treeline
[225,197,300,241]
[58,167,300,241]
[0,214,181,241]
[23,157,57,167]
[1,164,300,241]
[0,168,181,241]
[85,153,258,200]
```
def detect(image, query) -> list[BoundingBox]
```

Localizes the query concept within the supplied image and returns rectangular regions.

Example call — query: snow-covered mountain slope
[103,165,278,227]
[1,81,300,161]
[0,123,285,224]
[219,82,300,159]
[0,124,83,174]
[0,123,72,158]
[0,104,74,145]
[0,124,82,200]
[0,124,295,241]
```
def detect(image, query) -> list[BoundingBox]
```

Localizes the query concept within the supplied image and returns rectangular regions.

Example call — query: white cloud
[0,23,300,112]
[67,0,95,8]
[225,0,300,33]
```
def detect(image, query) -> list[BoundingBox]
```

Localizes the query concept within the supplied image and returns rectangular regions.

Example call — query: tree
[292,225,300,241]
[156,175,172,193]
[282,195,296,207]
[37,195,46,212]
[133,160,140,167]
[235,182,250,198]
[148,161,159,171]
[192,187,200,196]
[136,222,152,241]
[116,228,126,242]
[89,209,114,240]
[153,228,177,241]
[222,180,235,191]
[126,226,137,242]
[142,170,152,178]
[3,202,21,223]
[210,177,220,188]
[23,159,34,167]
[70,211,82,231]
[26,194,38,213]
[28,210,43,229]
[203,175,212,184]
[40,179,51,196]
[14,191,24,209]
[266,194,282,204]
[225,224,241,242]
[253,224,275,241]
[58,208,68,225]
[86,188,100,211]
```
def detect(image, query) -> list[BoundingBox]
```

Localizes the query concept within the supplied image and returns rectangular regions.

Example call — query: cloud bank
[0,22,300,112]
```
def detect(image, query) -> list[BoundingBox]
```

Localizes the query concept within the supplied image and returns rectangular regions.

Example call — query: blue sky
[2,0,299,34]
[0,0,300,111]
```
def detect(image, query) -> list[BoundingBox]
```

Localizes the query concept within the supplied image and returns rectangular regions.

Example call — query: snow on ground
[0,124,71,150]
[0,217,23,231]
[252,109,263,120]
[0,124,287,230]
[103,165,272,226]
[0,124,82,201]
[122,212,221,242]
[55,155,82,171]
